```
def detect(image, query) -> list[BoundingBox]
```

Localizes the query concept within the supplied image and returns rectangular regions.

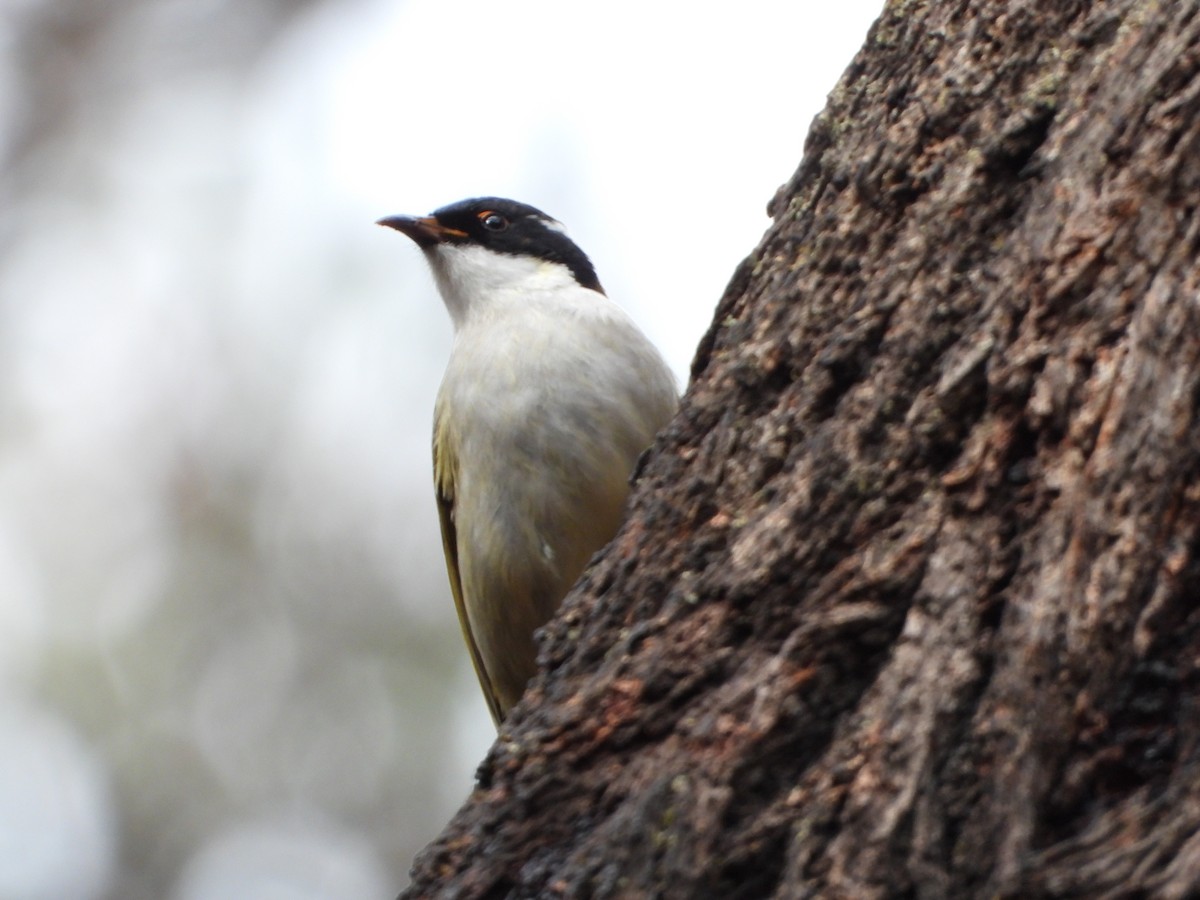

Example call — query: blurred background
[0,0,882,896]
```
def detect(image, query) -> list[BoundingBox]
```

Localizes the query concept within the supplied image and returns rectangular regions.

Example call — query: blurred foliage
[0,1,490,896]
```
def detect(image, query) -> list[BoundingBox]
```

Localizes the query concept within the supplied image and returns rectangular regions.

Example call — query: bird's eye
[480,212,508,231]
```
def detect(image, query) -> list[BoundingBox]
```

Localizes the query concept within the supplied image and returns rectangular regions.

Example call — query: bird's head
[378,198,604,326]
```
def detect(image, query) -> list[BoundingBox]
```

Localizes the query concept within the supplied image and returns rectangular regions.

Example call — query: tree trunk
[401,2,1200,897]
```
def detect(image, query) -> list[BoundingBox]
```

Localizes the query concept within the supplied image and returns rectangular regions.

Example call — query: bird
[378,197,678,725]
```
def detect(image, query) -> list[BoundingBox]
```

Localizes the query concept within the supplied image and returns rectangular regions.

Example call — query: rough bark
[402,1,1200,897]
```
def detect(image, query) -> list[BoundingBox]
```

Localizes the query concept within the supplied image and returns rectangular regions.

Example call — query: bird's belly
[451,400,633,710]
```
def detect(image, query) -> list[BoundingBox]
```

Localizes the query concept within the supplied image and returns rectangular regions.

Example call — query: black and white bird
[378,197,678,724]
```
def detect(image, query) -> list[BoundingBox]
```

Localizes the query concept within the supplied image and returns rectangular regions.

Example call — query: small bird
[378,198,678,725]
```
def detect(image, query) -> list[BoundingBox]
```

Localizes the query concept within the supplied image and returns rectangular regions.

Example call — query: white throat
[425,243,584,331]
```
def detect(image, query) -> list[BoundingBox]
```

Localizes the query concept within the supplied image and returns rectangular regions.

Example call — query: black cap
[378,197,603,294]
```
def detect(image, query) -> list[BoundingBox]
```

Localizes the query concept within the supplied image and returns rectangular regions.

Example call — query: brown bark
[402,1,1200,897]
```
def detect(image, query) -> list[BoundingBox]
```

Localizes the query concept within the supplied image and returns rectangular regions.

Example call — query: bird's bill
[376,214,467,248]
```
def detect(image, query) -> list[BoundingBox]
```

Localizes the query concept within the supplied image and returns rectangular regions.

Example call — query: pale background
[0,1,883,896]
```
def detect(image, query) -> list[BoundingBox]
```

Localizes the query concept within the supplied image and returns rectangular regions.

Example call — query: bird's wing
[433,415,505,726]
